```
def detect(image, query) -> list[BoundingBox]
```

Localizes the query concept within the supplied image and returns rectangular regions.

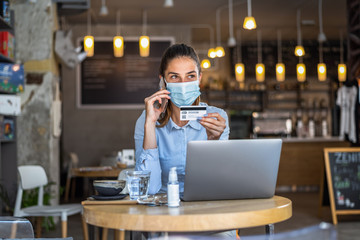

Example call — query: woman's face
[163,57,202,83]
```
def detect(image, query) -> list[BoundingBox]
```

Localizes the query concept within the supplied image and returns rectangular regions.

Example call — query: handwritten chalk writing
[334,152,360,164]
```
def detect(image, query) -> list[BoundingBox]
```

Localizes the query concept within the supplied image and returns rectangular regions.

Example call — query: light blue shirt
[134,103,230,194]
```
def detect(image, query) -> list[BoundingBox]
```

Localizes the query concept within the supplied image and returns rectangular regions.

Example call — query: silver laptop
[182,139,282,201]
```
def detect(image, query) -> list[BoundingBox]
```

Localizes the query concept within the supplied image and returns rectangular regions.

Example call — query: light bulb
[338,64,346,82]
[201,59,211,69]
[317,63,327,81]
[297,63,306,82]
[294,46,305,57]
[215,46,225,57]
[208,48,217,58]
[243,16,257,30]
[235,63,245,82]
[113,36,124,57]
[139,36,150,57]
[255,63,265,82]
[276,63,285,82]
[84,35,94,57]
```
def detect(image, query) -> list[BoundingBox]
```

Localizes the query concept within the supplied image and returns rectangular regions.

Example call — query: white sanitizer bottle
[167,167,180,208]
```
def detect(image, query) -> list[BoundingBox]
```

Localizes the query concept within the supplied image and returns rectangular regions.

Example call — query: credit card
[180,106,207,121]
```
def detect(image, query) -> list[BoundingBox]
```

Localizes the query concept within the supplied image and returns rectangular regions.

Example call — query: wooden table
[82,195,292,237]
[71,166,123,178]
[65,166,126,202]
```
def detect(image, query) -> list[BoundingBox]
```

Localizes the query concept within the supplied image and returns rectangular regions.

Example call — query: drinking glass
[126,170,151,200]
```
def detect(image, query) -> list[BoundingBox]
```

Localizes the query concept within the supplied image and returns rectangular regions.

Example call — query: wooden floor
[40,192,360,240]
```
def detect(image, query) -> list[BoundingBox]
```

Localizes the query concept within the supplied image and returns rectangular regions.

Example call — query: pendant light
[163,0,174,8]
[255,30,264,82]
[243,0,256,30]
[317,0,326,81]
[235,30,244,82]
[84,10,94,57]
[276,30,285,82]
[113,10,124,57]
[317,43,326,81]
[294,9,305,57]
[297,63,306,82]
[139,10,150,57]
[201,59,211,69]
[215,8,225,57]
[338,31,346,82]
[99,0,109,16]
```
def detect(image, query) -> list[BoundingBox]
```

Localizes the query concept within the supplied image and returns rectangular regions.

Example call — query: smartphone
[154,77,168,110]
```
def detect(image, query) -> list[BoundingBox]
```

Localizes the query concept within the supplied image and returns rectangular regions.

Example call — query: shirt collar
[167,117,202,131]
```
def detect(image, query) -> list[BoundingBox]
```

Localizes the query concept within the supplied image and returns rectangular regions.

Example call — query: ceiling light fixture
[113,10,124,57]
[317,0,326,82]
[84,10,94,57]
[243,0,256,30]
[235,29,244,83]
[99,0,109,16]
[276,30,285,82]
[317,42,326,81]
[255,30,264,82]
[164,0,174,8]
[227,0,236,47]
[338,30,346,82]
[295,9,305,57]
[215,8,225,57]
[201,59,211,69]
[139,10,150,57]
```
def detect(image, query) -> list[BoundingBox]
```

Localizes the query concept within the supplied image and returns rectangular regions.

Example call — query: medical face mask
[164,79,201,107]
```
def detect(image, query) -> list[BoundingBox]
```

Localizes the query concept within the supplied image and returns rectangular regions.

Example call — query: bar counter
[275,136,351,187]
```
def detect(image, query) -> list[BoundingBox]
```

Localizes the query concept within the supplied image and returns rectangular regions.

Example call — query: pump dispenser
[167,167,180,207]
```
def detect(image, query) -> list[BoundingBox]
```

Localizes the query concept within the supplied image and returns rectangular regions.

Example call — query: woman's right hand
[144,89,171,125]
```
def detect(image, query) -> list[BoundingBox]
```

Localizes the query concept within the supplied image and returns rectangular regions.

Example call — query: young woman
[134,43,230,195]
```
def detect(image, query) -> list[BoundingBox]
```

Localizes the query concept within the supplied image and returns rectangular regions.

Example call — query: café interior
[0,0,360,239]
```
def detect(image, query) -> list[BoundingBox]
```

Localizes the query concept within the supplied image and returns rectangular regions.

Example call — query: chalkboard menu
[77,37,173,108]
[324,148,360,224]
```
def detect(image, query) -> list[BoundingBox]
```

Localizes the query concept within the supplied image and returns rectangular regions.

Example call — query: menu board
[323,148,360,224]
[77,37,173,108]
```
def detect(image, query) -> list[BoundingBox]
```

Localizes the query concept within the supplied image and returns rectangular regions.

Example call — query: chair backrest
[18,165,48,190]
[67,152,79,178]
[14,165,48,217]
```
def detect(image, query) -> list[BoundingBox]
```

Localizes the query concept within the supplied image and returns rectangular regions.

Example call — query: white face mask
[164,79,200,107]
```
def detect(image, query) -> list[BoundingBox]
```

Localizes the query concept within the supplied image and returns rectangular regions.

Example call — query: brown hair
[157,44,201,128]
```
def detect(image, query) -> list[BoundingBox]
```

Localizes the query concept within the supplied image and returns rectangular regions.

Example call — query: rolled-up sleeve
[134,111,162,194]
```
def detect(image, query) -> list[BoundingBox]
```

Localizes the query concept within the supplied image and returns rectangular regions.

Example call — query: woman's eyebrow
[167,72,179,75]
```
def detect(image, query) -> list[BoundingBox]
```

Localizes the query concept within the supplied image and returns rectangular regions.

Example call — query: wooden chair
[13,165,84,238]
[64,152,79,202]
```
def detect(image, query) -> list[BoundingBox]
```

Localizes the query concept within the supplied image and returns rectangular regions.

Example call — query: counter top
[281,136,345,143]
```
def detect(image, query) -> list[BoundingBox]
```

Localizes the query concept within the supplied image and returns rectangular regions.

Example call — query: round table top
[83,195,292,232]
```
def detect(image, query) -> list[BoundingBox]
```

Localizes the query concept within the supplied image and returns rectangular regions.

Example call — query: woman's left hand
[198,112,226,140]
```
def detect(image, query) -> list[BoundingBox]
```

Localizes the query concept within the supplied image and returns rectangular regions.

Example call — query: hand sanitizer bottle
[167,167,180,208]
